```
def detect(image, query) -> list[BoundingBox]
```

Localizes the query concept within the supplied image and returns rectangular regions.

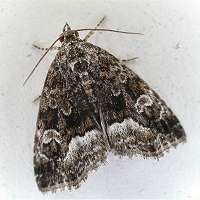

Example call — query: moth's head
[59,21,79,43]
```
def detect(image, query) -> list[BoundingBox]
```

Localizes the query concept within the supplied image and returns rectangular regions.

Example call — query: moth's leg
[83,16,106,41]
[32,44,61,51]
[121,57,138,62]
[33,95,41,103]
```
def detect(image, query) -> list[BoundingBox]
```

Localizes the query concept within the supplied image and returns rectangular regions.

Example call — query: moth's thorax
[59,38,101,73]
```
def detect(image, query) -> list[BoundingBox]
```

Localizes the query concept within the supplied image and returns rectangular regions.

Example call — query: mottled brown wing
[33,35,186,193]
[96,52,186,158]
[33,58,108,192]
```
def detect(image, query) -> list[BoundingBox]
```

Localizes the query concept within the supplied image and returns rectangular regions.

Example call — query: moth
[32,18,186,192]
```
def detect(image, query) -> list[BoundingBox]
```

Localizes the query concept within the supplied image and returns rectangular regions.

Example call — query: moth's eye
[74,31,79,37]
[59,34,64,43]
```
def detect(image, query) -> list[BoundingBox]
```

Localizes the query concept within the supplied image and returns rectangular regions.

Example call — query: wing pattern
[34,37,186,192]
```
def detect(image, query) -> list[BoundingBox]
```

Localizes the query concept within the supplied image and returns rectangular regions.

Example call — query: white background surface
[0,0,200,199]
